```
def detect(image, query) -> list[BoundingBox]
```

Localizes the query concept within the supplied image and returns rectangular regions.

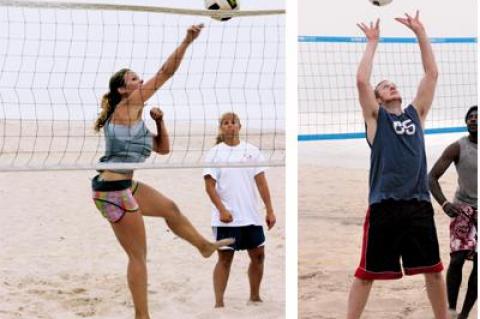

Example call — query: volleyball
[369,0,392,6]
[205,0,239,21]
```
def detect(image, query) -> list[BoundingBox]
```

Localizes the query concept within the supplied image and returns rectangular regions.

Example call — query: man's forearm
[416,29,438,77]
[429,176,448,206]
[357,41,378,85]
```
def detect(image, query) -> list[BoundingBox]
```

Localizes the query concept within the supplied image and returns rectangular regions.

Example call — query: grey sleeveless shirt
[454,136,477,209]
[99,120,153,173]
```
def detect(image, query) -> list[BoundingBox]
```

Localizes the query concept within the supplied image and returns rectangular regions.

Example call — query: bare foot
[199,238,235,258]
[448,309,458,319]
[247,297,263,305]
[214,302,225,308]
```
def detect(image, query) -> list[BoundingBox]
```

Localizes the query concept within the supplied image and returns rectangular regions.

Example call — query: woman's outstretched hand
[185,24,204,44]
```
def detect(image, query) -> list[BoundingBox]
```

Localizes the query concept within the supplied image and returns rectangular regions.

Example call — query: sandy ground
[298,134,477,319]
[0,167,285,319]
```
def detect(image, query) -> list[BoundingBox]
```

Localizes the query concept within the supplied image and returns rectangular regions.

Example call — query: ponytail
[215,133,223,145]
[93,68,130,132]
[94,93,114,132]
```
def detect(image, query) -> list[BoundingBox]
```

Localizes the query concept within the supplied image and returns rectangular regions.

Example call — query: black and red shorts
[355,199,444,280]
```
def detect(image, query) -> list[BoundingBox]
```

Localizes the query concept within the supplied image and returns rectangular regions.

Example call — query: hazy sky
[0,0,286,127]
[299,0,477,37]
[297,0,477,136]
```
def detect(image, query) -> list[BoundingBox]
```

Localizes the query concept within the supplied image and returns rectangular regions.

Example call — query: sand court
[299,134,477,319]
[0,166,285,319]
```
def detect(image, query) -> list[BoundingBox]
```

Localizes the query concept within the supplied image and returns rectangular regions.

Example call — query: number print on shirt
[393,119,416,135]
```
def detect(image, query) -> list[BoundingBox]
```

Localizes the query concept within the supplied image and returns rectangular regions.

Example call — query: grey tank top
[99,119,153,173]
[454,136,477,208]
[368,105,430,205]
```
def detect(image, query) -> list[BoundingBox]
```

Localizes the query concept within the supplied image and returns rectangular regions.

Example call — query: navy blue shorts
[355,199,443,280]
[213,225,265,251]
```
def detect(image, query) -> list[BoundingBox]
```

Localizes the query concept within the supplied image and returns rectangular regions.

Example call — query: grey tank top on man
[454,136,477,209]
[99,119,153,173]
[368,104,430,205]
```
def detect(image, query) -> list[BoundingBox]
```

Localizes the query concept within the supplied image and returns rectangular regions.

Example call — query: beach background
[0,1,285,318]
[298,0,477,317]
[0,0,285,170]
[299,134,477,319]
[0,165,285,319]
[298,0,477,139]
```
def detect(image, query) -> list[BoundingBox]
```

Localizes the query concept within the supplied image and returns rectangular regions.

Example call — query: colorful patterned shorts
[91,175,140,223]
[450,203,477,259]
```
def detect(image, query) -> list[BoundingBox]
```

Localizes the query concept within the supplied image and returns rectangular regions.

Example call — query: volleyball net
[298,36,477,141]
[0,1,285,171]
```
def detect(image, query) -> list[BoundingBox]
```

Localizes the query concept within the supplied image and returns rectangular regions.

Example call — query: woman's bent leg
[134,182,233,257]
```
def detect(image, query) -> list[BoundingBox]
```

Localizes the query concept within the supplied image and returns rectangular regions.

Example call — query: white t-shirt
[203,141,267,227]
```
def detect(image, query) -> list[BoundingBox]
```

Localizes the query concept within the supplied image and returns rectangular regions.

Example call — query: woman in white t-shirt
[203,112,277,308]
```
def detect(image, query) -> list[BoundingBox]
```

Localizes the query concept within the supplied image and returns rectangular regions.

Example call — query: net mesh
[0,2,285,170]
[298,36,477,139]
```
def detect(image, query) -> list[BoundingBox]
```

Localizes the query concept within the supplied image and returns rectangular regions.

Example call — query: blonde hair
[215,112,241,144]
[94,68,130,132]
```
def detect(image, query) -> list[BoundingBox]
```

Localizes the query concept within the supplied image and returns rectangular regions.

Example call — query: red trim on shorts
[354,267,403,280]
[404,262,444,276]
[354,207,403,280]
[357,208,371,272]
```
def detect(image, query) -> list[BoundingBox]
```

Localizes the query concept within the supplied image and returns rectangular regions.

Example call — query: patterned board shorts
[450,203,477,259]
[91,175,140,223]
